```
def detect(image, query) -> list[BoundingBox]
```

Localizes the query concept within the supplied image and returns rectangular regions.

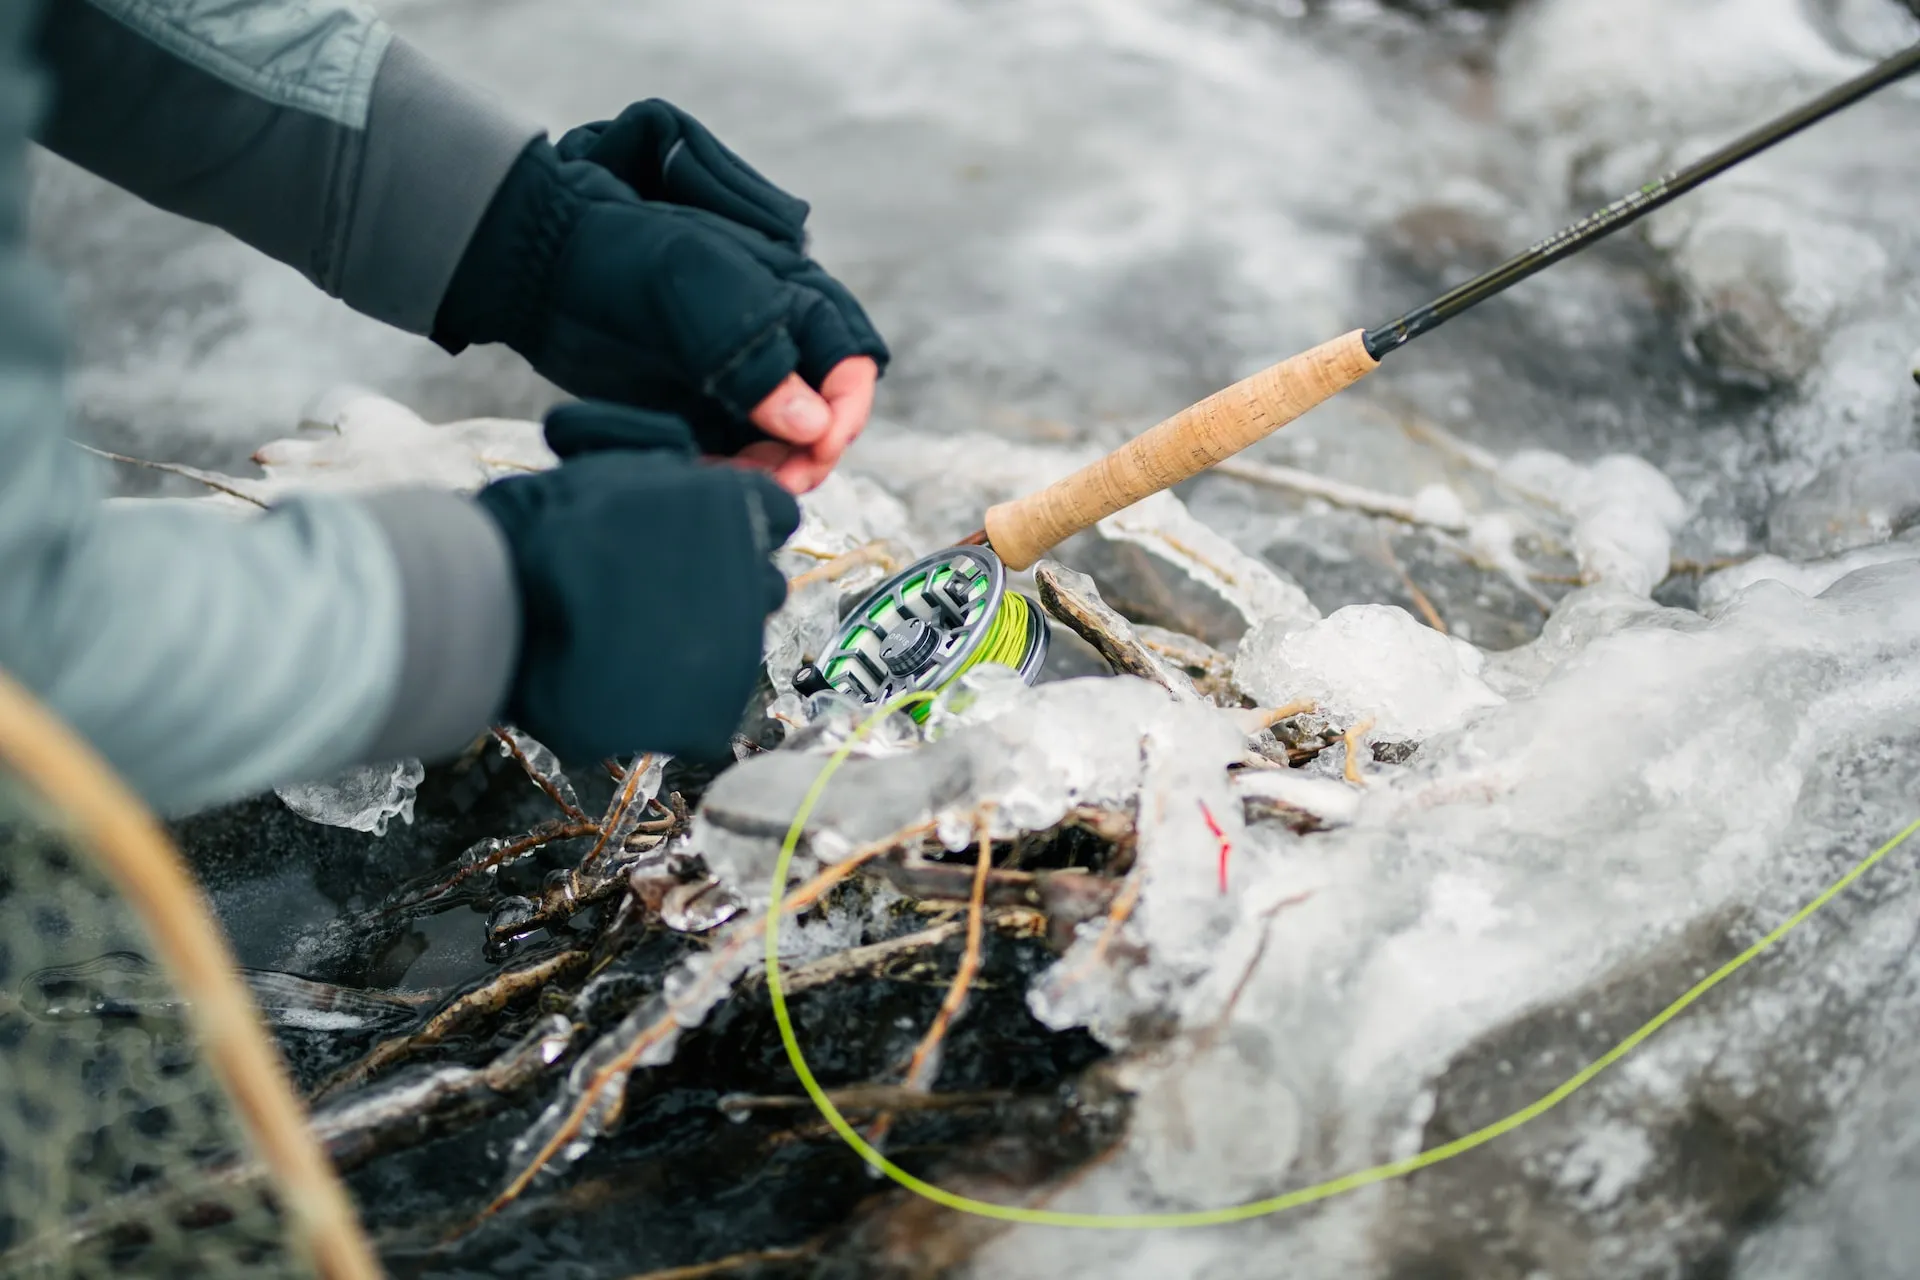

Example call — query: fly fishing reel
[792,546,1049,716]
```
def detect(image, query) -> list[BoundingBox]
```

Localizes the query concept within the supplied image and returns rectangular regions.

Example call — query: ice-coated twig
[23,1007,580,1262]
[1034,560,1203,702]
[582,753,666,874]
[1212,457,1468,533]
[1343,717,1377,787]
[316,1014,578,1172]
[76,442,272,508]
[1061,865,1145,985]
[787,539,908,591]
[1191,891,1317,1053]
[721,1085,1013,1117]
[1665,554,1755,578]
[1226,699,1318,737]
[760,920,963,994]
[620,1242,822,1280]
[869,822,995,1149]
[488,846,667,948]
[473,824,924,1227]
[310,950,590,1101]
[383,820,597,911]
[492,726,587,822]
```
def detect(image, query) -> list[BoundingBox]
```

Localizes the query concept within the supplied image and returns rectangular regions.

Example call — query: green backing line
[763,694,1920,1229]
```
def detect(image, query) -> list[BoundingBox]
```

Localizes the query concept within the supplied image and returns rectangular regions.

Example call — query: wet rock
[1055,528,1256,648]
[1764,450,1920,559]
[1665,196,1887,389]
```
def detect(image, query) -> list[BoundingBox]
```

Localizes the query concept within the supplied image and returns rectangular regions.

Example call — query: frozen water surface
[33,0,1920,1275]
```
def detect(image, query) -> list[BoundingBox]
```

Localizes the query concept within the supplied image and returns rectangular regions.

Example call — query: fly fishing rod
[970,40,1920,569]
[796,42,1920,712]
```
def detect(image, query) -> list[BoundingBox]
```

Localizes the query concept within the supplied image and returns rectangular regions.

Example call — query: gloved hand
[554,98,811,249]
[475,401,798,764]
[435,109,888,494]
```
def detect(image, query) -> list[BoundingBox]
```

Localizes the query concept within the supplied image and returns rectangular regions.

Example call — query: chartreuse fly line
[762,693,1920,1229]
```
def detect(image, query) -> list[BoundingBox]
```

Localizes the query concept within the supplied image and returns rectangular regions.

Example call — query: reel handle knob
[792,663,834,697]
[979,328,1377,570]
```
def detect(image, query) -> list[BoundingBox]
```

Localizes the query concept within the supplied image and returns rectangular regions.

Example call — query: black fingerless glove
[554,98,811,249]
[434,110,888,457]
[474,402,799,764]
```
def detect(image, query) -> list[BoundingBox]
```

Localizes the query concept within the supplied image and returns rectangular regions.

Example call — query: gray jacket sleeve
[33,0,541,332]
[0,0,522,815]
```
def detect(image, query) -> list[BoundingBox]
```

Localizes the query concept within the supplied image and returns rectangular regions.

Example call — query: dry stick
[908,831,994,1088]
[477,824,935,1225]
[1372,395,1569,518]
[0,669,380,1280]
[1376,529,1449,634]
[1212,457,1462,532]
[492,726,589,822]
[1343,717,1377,787]
[868,825,996,1149]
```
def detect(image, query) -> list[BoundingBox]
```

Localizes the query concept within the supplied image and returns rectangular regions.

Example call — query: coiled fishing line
[763,695,1920,1229]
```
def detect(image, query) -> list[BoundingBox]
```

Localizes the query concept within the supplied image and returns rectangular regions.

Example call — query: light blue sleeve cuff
[356,488,521,762]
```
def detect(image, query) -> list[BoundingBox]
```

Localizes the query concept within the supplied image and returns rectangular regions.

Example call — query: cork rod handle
[981,329,1378,570]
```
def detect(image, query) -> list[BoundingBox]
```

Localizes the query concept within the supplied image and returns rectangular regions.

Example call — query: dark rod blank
[1362,42,1920,360]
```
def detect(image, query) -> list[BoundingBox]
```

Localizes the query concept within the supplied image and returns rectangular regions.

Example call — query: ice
[1500,450,1689,596]
[1232,603,1504,740]
[274,758,424,836]
[923,662,1038,738]
[1697,537,1920,617]
[761,576,842,693]
[504,936,756,1181]
[781,470,916,566]
[695,676,1243,894]
[968,561,1920,1280]
[495,726,581,814]
[1554,1121,1657,1212]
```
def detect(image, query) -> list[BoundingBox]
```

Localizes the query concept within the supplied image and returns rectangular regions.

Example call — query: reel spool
[793,546,1049,717]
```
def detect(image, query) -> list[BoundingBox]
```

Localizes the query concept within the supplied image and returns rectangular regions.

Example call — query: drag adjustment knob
[880,617,938,677]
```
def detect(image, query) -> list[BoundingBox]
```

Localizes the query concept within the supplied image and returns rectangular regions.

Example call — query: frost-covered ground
[31,0,1920,1276]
